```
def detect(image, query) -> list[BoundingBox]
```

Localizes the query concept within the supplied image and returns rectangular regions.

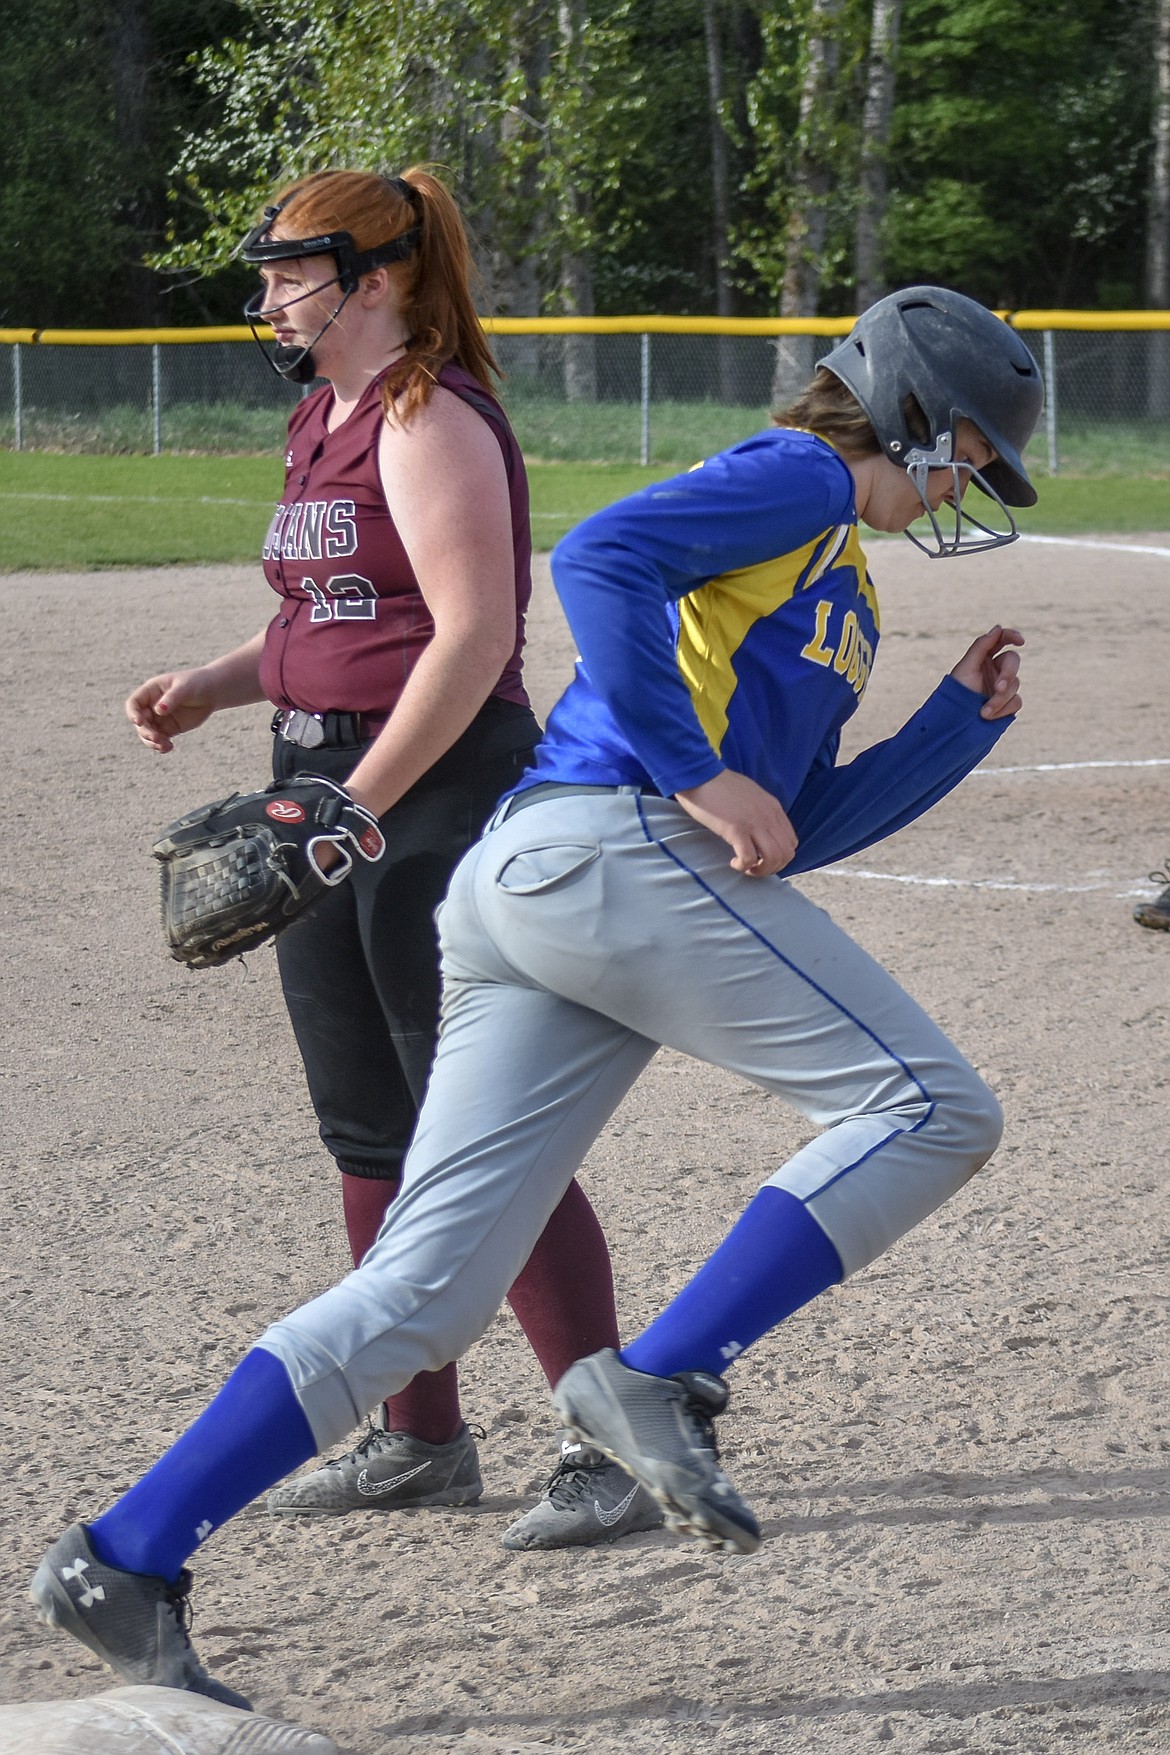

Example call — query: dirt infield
[2,534,1169,1754]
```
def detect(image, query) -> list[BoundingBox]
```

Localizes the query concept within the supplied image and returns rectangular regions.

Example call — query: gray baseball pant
[258,788,1001,1448]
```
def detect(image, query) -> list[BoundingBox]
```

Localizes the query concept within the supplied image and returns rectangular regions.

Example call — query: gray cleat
[30,1523,250,1709]
[502,1435,664,1550]
[266,1419,483,1516]
[551,1348,761,1554]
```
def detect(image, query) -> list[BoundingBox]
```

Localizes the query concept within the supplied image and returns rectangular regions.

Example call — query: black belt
[272,708,384,749]
[502,781,653,818]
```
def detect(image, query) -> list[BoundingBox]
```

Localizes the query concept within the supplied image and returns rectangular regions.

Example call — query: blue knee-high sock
[620,1186,843,1380]
[88,1347,316,1582]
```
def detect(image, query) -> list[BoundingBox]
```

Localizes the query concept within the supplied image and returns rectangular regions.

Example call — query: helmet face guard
[240,193,421,382]
[902,432,1020,558]
[819,286,1044,558]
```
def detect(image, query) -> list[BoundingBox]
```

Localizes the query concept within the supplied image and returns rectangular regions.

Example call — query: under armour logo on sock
[719,1340,743,1361]
[62,1558,106,1609]
[194,1520,213,1543]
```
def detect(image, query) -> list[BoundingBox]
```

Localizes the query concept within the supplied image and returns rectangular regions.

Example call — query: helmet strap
[242,280,354,383]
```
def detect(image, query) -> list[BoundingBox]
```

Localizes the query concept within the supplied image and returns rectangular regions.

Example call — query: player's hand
[126,669,219,753]
[675,770,798,876]
[950,625,1025,721]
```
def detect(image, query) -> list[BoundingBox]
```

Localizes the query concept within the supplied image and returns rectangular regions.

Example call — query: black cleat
[30,1524,250,1710]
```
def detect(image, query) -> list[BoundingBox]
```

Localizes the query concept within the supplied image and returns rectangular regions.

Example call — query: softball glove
[152,775,385,969]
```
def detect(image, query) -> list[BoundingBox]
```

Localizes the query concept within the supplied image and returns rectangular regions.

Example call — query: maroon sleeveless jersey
[258,361,532,719]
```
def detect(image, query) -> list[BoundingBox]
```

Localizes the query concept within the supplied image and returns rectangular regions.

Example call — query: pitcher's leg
[505,1177,620,1386]
[338,1171,463,1445]
[277,889,467,1447]
[273,732,418,1180]
[276,887,418,1180]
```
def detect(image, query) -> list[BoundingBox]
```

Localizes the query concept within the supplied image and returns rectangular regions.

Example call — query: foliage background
[1,0,1163,329]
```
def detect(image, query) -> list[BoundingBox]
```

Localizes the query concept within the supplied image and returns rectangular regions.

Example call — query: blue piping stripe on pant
[632,791,938,1201]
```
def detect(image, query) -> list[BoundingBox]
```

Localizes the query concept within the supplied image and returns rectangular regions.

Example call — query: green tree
[8,0,1160,331]
[886,0,1154,307]
[733,0,872,316]
[855,0,902,309]
[153,0,643,326]
[0,0,243,326]
[0,0,127,325]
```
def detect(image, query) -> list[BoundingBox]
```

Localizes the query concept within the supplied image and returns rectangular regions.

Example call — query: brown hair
[773,367,931,457]
[269,166,501,422]
[772,367,879,456]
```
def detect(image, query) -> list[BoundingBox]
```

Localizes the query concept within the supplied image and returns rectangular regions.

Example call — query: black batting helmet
[819,286,1044,508]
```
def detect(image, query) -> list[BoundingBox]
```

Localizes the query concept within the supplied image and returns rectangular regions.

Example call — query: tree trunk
[704,0,737,402]
[855,0,901,312]
[557,0,597,402]
[560,247,598,401]
[486,31,549,386]
[773,0,843,406]
[1147,0,1170,416]
[108,0,158,325]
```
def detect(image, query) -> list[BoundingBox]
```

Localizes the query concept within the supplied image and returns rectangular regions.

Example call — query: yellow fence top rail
[480,315,860,335]
[1003,310,1170,330]
[1,311,1169,346]
[0,326,262,345]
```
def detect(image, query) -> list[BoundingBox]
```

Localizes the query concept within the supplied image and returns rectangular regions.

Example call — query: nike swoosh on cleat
[356,1461,433,1498]
[594,1484,640,1526]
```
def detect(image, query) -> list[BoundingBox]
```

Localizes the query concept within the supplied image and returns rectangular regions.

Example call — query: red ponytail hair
[267,166,501,422]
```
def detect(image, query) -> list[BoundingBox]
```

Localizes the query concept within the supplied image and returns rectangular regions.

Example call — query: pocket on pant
[495,842,600,894]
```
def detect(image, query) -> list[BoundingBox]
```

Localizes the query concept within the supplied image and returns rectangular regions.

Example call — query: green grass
[0,404,296,458]
[529,462,679,546]
[0,450,1167,573]
[0,397,770,465]
[0,454,285,569]
[1015,475,1170,533]
[1027,419,1170,480]
[512,397,771,465]
[5,393,1168,471]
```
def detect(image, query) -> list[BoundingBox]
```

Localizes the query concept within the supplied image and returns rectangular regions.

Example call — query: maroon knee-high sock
[339,1173,463,1446]
[505,1177,620,1388]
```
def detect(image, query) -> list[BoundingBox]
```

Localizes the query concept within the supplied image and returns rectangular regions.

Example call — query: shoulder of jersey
[694,425,855,507]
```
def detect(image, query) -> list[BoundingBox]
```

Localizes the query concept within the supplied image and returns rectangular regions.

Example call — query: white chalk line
[0,491,270,507]
[816,866,1155,899]
[974,757,1170,775]
[824,745,1170,893]
[1018,533,1170,559]
[829,742,1170,898]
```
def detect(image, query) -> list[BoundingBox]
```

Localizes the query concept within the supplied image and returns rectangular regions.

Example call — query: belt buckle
[285,709,326,749]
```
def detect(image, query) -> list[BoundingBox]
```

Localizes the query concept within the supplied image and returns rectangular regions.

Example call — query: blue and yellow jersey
[525,427,876,804]
[674,517,878,807]
[517,424,1015,873]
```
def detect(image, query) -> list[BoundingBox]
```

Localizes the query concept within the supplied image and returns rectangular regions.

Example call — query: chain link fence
[2,320,1169,475]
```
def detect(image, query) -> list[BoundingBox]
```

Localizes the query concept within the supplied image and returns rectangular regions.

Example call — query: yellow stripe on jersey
[676,523,877,756]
